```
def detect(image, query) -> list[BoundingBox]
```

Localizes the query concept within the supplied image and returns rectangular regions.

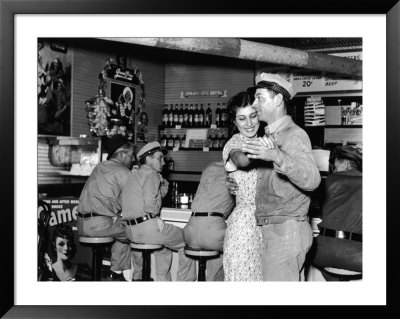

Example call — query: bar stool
[79,236,114,281]
[323,267,362,281]
[184,246,220,281]
[130,242,163,281]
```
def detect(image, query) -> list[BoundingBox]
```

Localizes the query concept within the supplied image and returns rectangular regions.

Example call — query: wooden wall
[38,39,257,185]
[70,39,165,144]
[39,39,166,185]
[163,51,255,174]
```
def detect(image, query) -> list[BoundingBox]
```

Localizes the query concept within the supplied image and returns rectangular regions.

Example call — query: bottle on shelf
[173,104,179,127]
[181,134,186,149]
[221,103,228,127]
[207,133,212,148]
[171,182,179,207]
[194,104,199,127]
[160,131,167,148]
[167,134,174,149]
[188,104,194,127]
[167,158,174,171]
[162,104,169,127]
[167,104,174,128]
[178,104,184,126]
[205,103,212,127]
[183,104,189,127]
[219,132,227,148]
[199,103,205,127]
[212,133,219,149]
[215,103,221,127]
[173,134,181,149]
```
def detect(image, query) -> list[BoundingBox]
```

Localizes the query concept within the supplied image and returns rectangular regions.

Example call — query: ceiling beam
[100,37,362,77]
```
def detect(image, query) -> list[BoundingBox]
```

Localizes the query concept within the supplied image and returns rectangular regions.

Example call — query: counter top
[160,207,192,223]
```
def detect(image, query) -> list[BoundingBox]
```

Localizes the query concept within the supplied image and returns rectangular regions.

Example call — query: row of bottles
[161,103,228,128]
[160,133,187,149]
[160,132,227,150]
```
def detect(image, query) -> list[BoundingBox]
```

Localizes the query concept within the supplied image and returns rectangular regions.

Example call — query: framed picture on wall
[108,82,136,140]
[38,38,72,136]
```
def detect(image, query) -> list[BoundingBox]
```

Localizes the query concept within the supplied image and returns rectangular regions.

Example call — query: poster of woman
[37,39,71,136]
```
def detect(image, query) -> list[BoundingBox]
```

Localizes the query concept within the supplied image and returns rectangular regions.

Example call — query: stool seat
[78,236,114,281]
[184,247,220,257]
[130,242,163,250]
[324,267,362,276]
[184,246,220,281]
[323,267,362,281]
[79,236,114,244]
[130,242,162,281]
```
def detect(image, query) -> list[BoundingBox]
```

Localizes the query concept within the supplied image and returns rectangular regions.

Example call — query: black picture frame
[1,0,399,318]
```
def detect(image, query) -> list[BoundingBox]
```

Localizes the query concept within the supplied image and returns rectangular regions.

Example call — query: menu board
[257,51,363,93]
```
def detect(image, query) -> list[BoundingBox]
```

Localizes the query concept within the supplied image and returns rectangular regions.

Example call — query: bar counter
[160,206,192,227]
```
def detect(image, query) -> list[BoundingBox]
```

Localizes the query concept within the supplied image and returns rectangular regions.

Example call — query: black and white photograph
[2,4,398,318]
[37,36,365,284]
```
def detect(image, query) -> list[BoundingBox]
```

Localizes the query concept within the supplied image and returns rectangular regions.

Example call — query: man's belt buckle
[336,230,346,239]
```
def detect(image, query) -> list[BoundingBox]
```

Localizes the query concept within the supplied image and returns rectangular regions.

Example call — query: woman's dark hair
[226,91,265,137]
[227,92,252,134]
[51,224,76,261]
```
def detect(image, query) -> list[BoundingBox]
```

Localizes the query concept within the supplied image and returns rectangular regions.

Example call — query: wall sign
[180,90,228,98]
[281,72,363,93]
[257,51,363,94]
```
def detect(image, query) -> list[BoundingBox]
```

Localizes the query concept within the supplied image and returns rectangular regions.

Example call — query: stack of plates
[304,96,325,126]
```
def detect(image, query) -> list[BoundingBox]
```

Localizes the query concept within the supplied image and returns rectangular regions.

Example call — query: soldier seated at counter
[312,145,362,280]
[121,141,197,281]
[77,134,135,281]
[183,161,235,281]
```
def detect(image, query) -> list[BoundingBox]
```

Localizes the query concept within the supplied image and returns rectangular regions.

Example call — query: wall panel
[70,39,165,144]
[163,56,255,173]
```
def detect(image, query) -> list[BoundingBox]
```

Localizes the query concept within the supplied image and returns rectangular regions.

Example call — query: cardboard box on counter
[325,105,342,125]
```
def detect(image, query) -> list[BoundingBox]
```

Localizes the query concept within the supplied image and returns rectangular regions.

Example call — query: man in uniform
[77,134,135,281]
[312,145,362,280]
[241,73,321,281]
[183,161,235,281]
[121,141,196,281]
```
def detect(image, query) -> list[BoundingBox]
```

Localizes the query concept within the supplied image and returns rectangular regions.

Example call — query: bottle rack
[161,102,229,129]
[159,126,228,151]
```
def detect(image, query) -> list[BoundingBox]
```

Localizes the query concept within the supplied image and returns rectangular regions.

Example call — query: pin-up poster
[38,39,72,136]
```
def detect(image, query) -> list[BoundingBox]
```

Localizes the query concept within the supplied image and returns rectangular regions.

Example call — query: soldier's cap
[247,72,296,100]
[329,145,362,169]
[137,141,167,161]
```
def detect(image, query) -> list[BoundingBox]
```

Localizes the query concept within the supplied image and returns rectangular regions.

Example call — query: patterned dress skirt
[223,168,263,281]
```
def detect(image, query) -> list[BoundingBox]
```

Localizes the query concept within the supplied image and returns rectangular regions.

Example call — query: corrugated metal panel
[243,38,362,53]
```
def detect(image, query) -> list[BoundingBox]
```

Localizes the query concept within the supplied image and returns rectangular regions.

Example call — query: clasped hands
[242,135,282,165]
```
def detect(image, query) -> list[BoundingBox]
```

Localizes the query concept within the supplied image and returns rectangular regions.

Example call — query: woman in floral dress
[222,92,264,281]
